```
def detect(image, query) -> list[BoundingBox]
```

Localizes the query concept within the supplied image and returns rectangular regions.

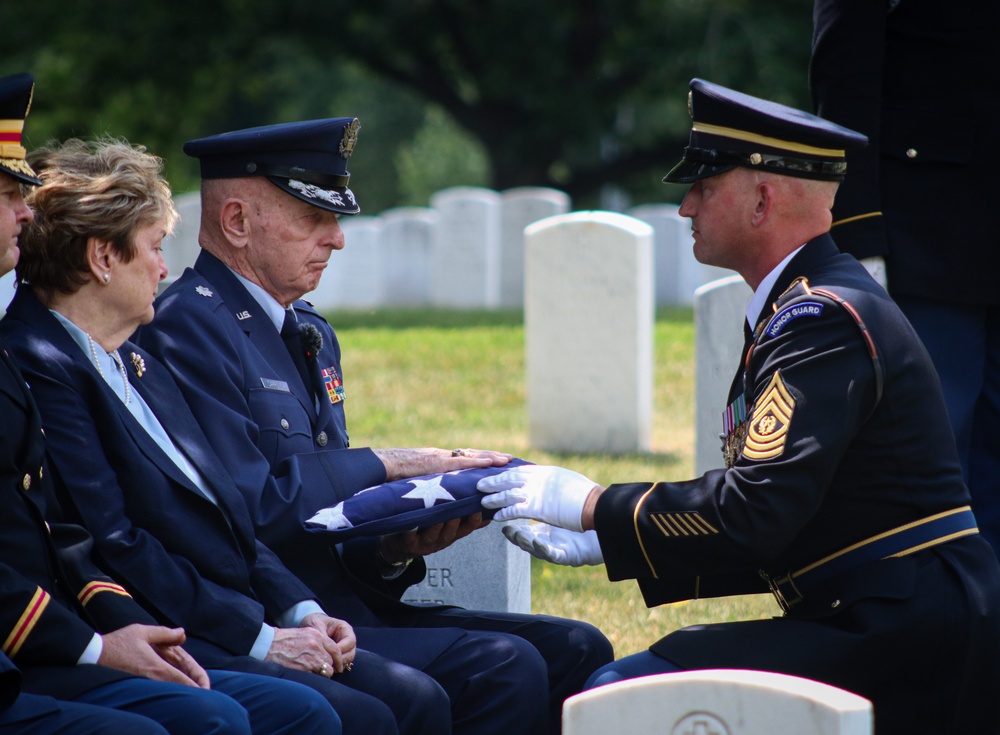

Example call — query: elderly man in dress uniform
[478,79,1000,734]
[135,117,612,735]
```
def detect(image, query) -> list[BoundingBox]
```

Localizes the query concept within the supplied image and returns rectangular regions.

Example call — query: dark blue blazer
[0,337,149,701]
[0,287,317,661]
[810,0,1000,304]
[136,252,438,629]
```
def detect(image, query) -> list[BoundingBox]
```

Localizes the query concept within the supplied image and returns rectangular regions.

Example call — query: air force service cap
[184,117,362,215]
[0,73,42,186]
[663,78,867,184]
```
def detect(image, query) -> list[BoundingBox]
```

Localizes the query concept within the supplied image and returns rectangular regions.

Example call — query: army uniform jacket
[595,235,1000,731]
[0,339,153,700]
[810,0,1000,304]
[0,288,317,662]
[134,251,437,630]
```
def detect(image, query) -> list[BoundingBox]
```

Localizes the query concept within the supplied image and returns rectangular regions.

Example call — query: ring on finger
[451,448,466,457]
[344,662,354,673]
[319,663,329,676]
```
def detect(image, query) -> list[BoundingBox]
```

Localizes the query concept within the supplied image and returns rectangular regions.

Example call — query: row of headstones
[162,185,731,310]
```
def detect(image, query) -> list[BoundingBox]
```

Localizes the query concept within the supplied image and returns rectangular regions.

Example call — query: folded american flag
[304,459,530,541]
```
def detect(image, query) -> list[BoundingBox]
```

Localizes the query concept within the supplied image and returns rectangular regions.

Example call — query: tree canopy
[1,0,813,211]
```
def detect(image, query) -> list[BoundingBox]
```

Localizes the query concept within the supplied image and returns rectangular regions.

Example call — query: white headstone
[499,188,571,308]
[629,203,733,306]
[695,275,753,475]
[402,521,530,613]
[379,207,437,307]
[525,211,654,453]
[163,191,203,288]
[429,187,501,308]
[307,215,384,311]
[562,669,872,735]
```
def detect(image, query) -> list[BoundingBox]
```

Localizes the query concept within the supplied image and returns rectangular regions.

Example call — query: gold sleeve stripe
[649,512,719,537]
[79,582,132,606]
[4,588,50,659]
[633,485,661,579]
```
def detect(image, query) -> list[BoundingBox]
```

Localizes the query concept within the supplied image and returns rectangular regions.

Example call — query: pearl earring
[102,273,110,284]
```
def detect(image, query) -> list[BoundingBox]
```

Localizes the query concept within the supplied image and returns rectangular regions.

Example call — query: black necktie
[727,318,755,404]
[281,310,312,394]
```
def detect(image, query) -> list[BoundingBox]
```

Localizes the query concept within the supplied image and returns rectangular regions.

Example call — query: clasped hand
[266,613,356,677]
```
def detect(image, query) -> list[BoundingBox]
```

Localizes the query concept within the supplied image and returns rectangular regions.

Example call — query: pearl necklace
[88,335,131,406]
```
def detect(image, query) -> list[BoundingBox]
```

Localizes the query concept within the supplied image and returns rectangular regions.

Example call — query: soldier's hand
[99,624,210,689]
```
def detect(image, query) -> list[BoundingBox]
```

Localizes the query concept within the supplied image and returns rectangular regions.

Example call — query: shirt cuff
[77,633,103,665]
[276,600,325,628]
[250,624,276,660]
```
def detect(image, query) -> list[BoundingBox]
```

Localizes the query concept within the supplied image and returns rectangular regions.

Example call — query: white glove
[477,465,597,532]
[502,523,604,567]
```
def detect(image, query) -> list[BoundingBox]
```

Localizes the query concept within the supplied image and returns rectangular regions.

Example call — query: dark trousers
[398,608,615,735]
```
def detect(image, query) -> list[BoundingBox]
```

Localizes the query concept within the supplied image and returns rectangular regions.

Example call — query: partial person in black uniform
[810,0,1000,556]
[134,117,613,735]
[0,136,447,735]
[478,79,1000,734]
[0,75,343,735]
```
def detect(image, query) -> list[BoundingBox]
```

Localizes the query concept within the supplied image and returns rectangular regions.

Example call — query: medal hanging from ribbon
[722,392,748,469]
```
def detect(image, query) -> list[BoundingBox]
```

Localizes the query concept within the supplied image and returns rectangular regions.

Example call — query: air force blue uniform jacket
[135,251,442,631]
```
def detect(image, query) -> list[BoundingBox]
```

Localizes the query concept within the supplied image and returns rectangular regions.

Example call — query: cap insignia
[339,118,360,159]
[289,179,345,207]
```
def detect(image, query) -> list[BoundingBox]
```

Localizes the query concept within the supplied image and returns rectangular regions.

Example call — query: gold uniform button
[316,431,328,447]
[905,148,918,159]
[280,418,290,430]
[21,474,31,491]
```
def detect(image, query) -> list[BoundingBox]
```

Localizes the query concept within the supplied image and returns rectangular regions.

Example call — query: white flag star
[402,476,456,508]
[306,502,352,530]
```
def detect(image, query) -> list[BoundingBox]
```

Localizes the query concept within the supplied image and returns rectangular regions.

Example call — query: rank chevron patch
[743,370,795,461]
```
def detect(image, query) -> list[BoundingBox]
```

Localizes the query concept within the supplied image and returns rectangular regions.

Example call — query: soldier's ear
[219,197,251,249]
[750,181,774,228]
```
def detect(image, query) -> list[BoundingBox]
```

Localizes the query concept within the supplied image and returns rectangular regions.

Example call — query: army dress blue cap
[0,73,42,186]
[184,117,361,215]
[663,79,867,184]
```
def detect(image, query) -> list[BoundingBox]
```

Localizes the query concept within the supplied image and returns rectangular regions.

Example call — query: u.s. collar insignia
[339,118,360,159]
[743,371,795,461]
[130,352,146,378]
[195,285,214,298]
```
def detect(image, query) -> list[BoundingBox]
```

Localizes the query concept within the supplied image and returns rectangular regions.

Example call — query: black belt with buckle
[761,506,978,612]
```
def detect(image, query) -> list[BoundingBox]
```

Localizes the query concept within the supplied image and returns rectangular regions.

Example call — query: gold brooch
[130,352,146,378]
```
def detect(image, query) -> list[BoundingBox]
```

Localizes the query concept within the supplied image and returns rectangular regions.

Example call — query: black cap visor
[268,176,360,216]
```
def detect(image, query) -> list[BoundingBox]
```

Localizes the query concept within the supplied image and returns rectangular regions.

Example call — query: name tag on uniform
[260,377,291,392]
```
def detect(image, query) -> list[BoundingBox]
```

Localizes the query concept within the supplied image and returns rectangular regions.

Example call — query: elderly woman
[0,138,447,735]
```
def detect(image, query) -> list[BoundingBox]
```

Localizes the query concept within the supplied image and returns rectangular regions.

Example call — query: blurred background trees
[1,0,812,212]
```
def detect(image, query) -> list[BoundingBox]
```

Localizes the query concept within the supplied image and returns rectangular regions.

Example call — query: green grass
[329,306,777,658]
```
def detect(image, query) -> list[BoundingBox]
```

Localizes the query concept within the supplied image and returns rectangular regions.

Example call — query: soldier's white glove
[502,523,604,567]
[477,465,597,532]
